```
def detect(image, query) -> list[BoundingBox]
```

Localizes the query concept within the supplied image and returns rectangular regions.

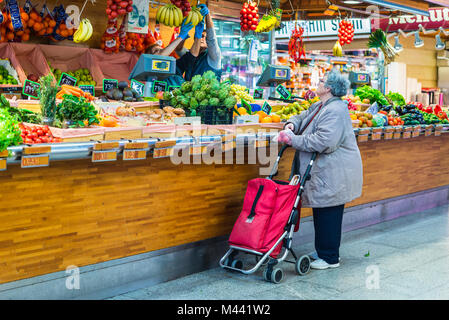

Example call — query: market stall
[1,0,449,296]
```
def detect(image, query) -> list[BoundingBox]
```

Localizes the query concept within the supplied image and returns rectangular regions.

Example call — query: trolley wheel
[270,268,284,284]
[231,259,243,270]
[255,255,269,266]
[295,255,311,276]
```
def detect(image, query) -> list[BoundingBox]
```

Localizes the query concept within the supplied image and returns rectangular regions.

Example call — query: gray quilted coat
[285,97,363,208]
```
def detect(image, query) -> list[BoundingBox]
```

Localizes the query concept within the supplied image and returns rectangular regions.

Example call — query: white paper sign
[127,0,149,34]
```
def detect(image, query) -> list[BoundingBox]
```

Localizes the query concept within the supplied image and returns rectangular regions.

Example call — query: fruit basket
[0,43,25,86]
[90,49,139,83]
[10,43,52,82]
[39,45,103,88]
[185,106,233,125]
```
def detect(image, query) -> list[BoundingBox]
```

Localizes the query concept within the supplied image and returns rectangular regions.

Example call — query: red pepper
[434,104,443,116]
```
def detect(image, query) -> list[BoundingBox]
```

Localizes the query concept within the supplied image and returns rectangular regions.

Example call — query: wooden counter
[1,134,449,284]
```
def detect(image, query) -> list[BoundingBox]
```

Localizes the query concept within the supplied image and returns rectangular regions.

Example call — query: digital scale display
[275,69,288,79]
[152,60,170,72]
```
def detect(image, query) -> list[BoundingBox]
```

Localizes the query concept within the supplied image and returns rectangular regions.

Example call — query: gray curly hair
[324,69,350,97]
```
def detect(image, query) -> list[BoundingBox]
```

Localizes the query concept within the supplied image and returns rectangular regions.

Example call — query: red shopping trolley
[219,145,317,284]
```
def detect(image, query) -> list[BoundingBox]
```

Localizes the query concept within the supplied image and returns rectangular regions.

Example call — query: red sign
[374,7,449,32]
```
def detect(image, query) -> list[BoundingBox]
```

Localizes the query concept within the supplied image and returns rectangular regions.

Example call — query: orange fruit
[49,20,56,28]
[256,110,267,122]
[261,116,273,123]
[237,107,248,115]
[6,32,14,40]
[21,12,29,22]
[33,22,41,31]
[59,23,66,30]
[38,28,46,36]
[21,33,30,41]
[16,30,24,36]
[46,27,53,34]
[27,19,35,28]
[61,30,69,37]
[271,114,281,123]
[30,12,38,20]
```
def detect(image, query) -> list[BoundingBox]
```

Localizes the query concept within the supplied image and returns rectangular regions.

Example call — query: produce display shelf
[4,132,279,165]
[4,125,449,166]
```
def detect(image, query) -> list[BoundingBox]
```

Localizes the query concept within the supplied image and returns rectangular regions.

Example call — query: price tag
[190,145,205,155]
[92,151,117,162]
[21,155,49,168]
[0,150,8,157]
[0,158,6,171]
[152,81,167,94]
[261,101,272,115]
[241,99,252,114]
[130,79,145,97]
[78,85,95,96]
[103,79,118,93]
[253,89,264,100]
[276,84,291,100]
[23,146,51,155]
[58,73,78,87]
[22,80,40,99]
[154,140,177,148]
[153,147,174,158]
[123,150,147,161]
[124,142,148,150]
[168,86,180,92]
[93,142,120,151]
[234,115,259,124]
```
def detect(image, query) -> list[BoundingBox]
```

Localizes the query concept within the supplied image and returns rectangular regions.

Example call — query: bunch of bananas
[73,19,93,43]
[333,41,343,57]
[255,14,277,33]
[156,4,183,27]
[184,6,203,27]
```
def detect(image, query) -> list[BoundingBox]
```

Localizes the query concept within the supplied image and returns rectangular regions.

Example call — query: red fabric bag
[228,178,300,258]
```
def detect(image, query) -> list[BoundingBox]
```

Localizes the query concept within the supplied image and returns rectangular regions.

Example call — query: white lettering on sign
[275,18,371,39]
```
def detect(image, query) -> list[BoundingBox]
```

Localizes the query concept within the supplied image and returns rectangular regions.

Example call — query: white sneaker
[308,251,341,262]
[310,258,340,270]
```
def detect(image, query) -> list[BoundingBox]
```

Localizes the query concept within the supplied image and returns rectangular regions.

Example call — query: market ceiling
[229,0,446,19]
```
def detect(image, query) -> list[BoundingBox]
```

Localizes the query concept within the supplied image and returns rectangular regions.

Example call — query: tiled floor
[108,205,449,300]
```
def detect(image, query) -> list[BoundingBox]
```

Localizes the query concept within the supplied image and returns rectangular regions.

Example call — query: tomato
[243,19,248,24]
[35,138,42,144]
[240,9,246,14]
[346,39,351,44]
[29,132,37,139]
[25,139,33,144]
[36,129,43,136]
[250,24,257,31]
[41,137,48,143]
[255,14,259,19]
[247,14,253,19]
[243,2,248,8]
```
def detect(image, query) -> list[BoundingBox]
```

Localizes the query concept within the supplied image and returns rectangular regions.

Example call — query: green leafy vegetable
[56,95,99,128]
[0,107,22,152]
[39,74,58,119]
[355,85,389,106]
[386,92,406,107]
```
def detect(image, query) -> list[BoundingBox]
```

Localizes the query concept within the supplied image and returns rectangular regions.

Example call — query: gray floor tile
[106,205,449,300]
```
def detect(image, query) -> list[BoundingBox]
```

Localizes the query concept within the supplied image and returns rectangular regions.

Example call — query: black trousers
[312,204,345,265]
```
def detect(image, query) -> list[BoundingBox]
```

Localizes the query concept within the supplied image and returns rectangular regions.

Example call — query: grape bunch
[170,0,191,17]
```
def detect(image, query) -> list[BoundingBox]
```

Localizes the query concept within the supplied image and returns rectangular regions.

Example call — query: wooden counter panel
[0,135,449,283]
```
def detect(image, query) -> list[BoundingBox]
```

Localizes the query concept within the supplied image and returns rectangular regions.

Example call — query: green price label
[241,99,252,114]
[78,85,95,96]
[130,79,145,97]
[152,81,167,94]
[103,79,118,93]
[262,101,272,115]
[22,79,40,99]
[168,86,180,92]
[276,84,291,100]
[254,89,264,100]
[58,73,78,87]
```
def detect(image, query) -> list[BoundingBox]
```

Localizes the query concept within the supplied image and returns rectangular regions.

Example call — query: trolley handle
[268,145,289,180]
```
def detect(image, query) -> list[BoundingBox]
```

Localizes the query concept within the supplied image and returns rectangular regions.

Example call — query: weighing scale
[128,54,177,97]
[256,64,291,87]
[348,71,371,92]
[256,65,293,101]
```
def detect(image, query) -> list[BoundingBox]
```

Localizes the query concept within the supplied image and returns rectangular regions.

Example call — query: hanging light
[435,33,445,50]
[414,30,424,48]
[394,34,403,52]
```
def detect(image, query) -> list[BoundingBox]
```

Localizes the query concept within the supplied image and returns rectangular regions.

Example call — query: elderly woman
[279,69,363,270]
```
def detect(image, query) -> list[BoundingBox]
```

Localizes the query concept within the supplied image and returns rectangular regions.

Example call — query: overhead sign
[375,7,449,32]
[275,18,371,39]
